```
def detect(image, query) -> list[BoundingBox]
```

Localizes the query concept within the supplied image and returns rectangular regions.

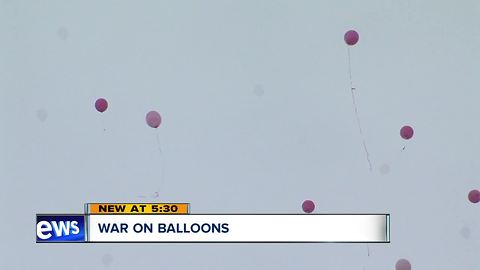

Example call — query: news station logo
[36,215,85,242]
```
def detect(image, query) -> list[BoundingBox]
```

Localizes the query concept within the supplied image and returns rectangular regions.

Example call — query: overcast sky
[1,1,479,269]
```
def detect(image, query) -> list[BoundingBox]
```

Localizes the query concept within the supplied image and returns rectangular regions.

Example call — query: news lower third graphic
[36,215,85,242]
[36,203,390,243]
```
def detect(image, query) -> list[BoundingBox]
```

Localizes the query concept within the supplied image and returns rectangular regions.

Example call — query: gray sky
[1,1,479,269]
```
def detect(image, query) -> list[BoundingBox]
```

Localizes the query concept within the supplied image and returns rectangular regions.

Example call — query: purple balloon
[468,189,480,203]
[395,259,411,270]
[400,125,414,140]
[146,111,162,128]
[344,30,359,46]
[95,98,108,113]
[302,200,315,213]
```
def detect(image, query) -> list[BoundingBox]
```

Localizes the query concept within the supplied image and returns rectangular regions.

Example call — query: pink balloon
[468,189,480,203]
[95,98,108,113]
[395,259,411,270]
[344,30,359,46]
[302,200,315,213]
[146,111,162,128]
[400,125,414,140]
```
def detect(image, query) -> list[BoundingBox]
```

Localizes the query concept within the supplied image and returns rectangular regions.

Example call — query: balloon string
[347,47,372,171]
[402,140,409,151]
[155,132,165,196]
[100,116,106,132]
[155,133,163,154]
[363,244,370,270]
[347,47,354,90]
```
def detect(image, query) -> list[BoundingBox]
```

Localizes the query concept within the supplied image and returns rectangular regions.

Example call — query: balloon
[379,163,390,175]
[36,109,48,122]
[468,189,480,203]
[400,125,414,140]
[101,254,113,267]
[460,226,471,239]
[302,200,315,213]
[57,27,68,40]
[146,111,162,128]
[395,259,411,270]
[95,98,108,113]
[344,30,359,46]
[253,84,265,97]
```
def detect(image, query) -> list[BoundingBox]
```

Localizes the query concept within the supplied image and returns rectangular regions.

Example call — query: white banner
[87,214,390,243]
